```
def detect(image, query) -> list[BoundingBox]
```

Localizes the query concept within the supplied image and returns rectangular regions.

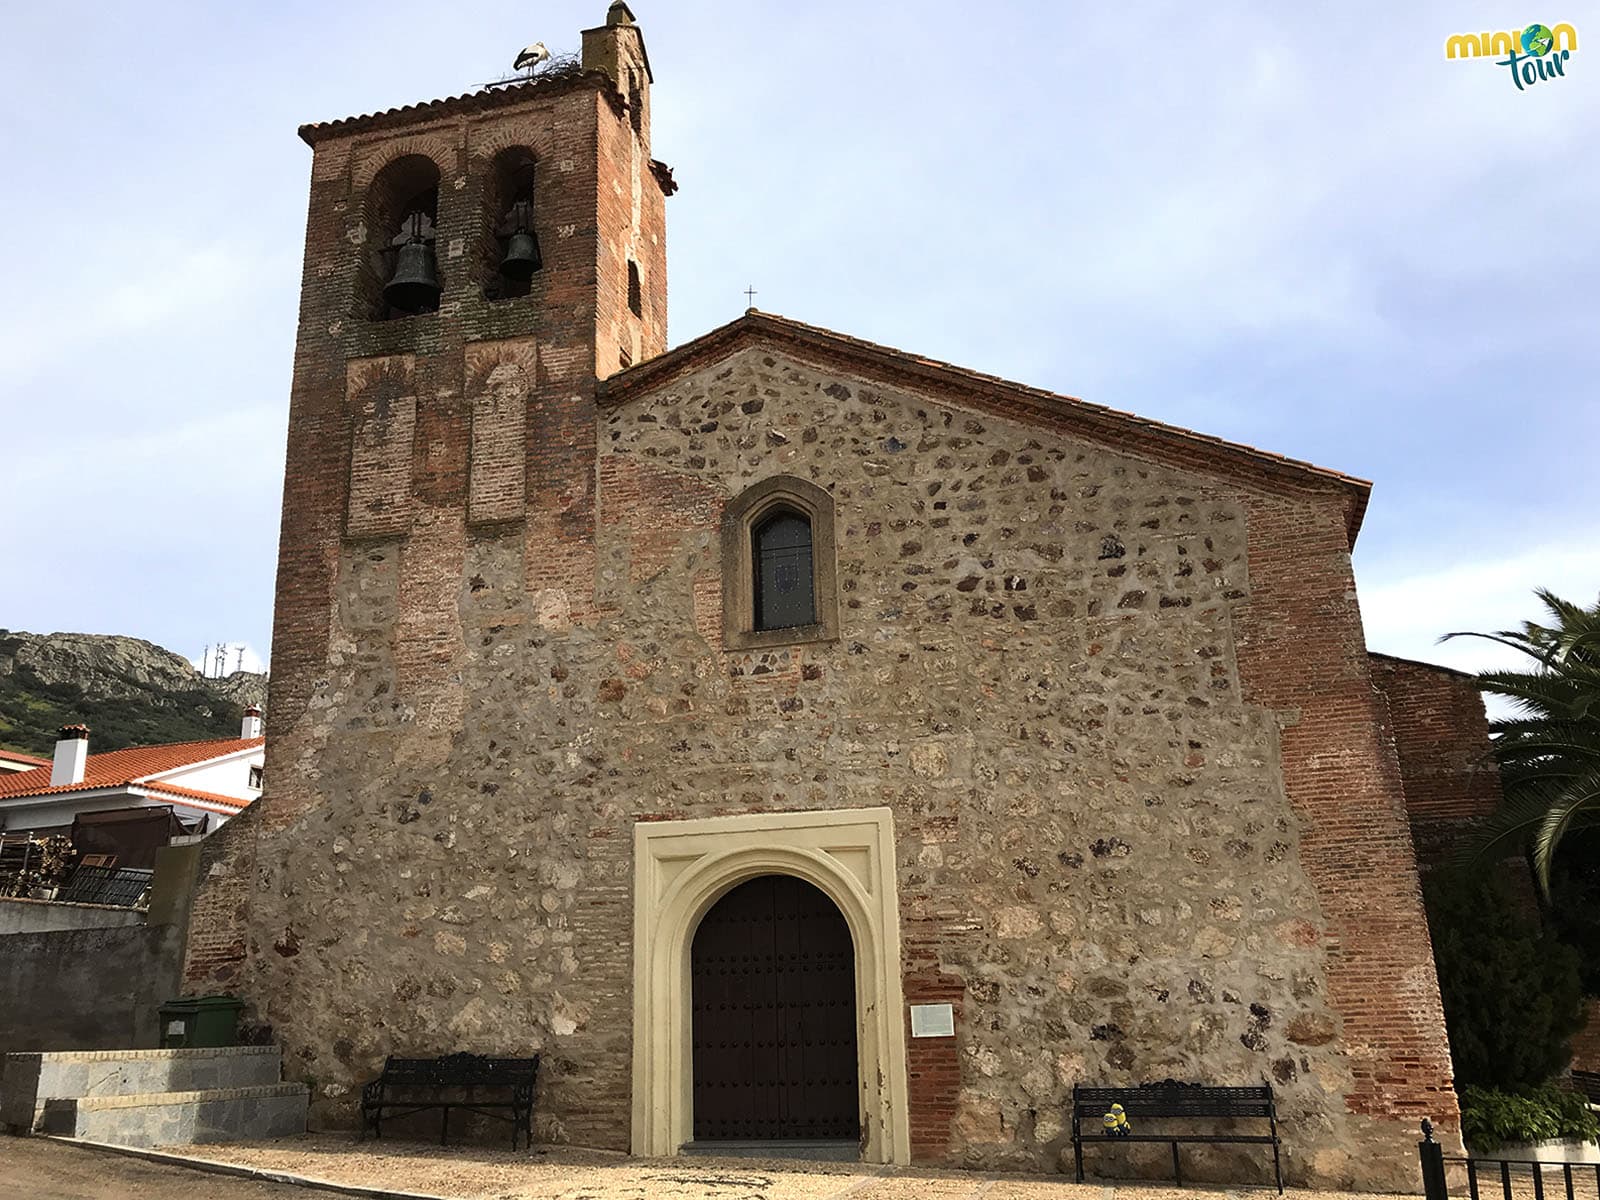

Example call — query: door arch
[631,808,911,1163]
[691,874,859,1142]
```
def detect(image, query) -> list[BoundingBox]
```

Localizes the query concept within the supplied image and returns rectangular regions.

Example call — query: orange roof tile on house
[0,749,52,768]
[140,780,253,814]
[0,737,263,804]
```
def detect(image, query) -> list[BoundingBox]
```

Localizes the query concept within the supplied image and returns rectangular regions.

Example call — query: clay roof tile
[0,737,264,803]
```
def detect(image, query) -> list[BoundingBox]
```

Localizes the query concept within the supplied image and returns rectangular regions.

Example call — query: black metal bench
[1072,1081,1283,1193]
[360,1052,539,1149]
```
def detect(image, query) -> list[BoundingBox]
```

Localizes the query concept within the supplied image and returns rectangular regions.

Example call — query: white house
[0,709,265,837]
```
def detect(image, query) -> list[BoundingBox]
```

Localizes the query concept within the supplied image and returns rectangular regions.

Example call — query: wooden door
[691,874,860,1141]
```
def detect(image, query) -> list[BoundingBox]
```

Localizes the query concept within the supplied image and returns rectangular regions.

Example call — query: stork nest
[534,52,583,78]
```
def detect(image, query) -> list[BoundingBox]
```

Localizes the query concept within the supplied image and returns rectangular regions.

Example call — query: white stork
[514,42,550,73]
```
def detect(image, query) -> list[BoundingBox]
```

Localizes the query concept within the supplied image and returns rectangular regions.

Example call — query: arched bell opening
[689,874,861,1149]
[360,154,442,321]
[483,147,542,301]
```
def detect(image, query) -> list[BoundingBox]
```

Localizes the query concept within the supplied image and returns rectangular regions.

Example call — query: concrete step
[684,1139,860,1162]
[40,1083,309,1147]
[2,1047,285,1133]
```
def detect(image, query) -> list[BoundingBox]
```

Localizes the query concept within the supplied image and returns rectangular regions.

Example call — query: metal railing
[1422,1119,1600,1200]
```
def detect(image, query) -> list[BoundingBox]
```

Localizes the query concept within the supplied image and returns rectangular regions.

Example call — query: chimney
[582,2,652,92]
[51,724,90,787]
[241,705,264,740]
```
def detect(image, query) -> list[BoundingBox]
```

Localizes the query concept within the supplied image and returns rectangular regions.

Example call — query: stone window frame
[720,475,839,652]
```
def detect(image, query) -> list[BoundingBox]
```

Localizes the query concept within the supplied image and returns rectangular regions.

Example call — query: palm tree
[1443,589,1600,893]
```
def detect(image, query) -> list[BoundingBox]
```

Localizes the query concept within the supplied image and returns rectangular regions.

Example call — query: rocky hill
[0,630,267,756]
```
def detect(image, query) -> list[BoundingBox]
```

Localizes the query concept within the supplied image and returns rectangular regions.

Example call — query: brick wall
[1231,495,1462,1167]
[182,27,665,989]
[1368,652,1502,868]
[902,964,964,1162]
[180,802,255,991]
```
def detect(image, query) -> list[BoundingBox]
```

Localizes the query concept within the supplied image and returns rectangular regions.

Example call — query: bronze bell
[500,229,542,280]
[385,239,441,312]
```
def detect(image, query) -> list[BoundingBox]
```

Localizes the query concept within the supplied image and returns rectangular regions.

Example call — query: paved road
[0,1137,306,1200]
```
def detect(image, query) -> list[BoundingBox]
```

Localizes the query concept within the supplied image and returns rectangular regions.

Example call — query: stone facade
[182,5,1461,1191]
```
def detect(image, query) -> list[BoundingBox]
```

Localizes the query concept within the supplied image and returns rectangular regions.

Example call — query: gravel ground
[0,1136,309,1200]
[150,1134,1430,1200]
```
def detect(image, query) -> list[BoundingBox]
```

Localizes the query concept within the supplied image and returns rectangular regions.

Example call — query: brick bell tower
[263,2,669,768]
[178,10,675,1130]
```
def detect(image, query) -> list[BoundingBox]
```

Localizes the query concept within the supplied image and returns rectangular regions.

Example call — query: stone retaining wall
[0,896,144,935]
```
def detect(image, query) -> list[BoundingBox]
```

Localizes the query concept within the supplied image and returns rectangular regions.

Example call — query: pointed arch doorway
[691,874,860,1144]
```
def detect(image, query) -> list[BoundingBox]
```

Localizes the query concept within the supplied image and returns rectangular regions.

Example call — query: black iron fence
[1422,1119,1600,1200]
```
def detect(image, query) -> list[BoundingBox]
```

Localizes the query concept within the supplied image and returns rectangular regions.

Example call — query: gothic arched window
[721,476,839,650]
[752,510,815,631]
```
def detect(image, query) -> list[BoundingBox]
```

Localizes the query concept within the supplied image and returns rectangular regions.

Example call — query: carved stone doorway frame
[630,807,911,1163]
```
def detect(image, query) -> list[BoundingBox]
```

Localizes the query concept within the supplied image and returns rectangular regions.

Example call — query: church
[182,5,1461,1189]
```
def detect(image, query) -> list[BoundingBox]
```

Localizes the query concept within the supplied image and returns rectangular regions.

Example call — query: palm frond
[1530,776,1600,890]
[1447,590,1600,889]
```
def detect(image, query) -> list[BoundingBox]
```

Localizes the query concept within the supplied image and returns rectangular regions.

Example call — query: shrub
[1459,1085,1600,1151]
[1423,870,1586,1088]
[1549,831,1600,994]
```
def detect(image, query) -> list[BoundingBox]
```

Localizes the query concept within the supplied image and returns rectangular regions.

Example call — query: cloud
[1359,534,1600,676]
[2,407,282,492]
[0,242,264,381]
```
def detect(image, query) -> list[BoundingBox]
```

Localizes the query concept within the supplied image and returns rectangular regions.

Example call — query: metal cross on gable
[744,285,757,309]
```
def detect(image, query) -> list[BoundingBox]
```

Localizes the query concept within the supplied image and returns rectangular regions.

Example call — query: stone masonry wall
[193,339,1454,1189]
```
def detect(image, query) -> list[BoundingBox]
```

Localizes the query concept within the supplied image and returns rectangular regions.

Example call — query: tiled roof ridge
[298,69,621,145]
[111,735,261,755]
[597,310,1372,543]
[141,781,252,811]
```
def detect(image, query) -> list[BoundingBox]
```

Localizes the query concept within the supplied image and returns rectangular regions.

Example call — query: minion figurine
[1102,1102,1131,1137]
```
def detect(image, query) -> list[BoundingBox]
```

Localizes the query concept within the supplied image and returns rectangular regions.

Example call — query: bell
[384,240,441,312]
[500,229,542,280]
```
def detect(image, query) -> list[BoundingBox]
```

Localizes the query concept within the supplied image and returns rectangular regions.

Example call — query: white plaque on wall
[909,1002,955,1038]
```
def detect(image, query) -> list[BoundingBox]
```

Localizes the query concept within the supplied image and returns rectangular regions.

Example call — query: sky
[0,2,1595,685]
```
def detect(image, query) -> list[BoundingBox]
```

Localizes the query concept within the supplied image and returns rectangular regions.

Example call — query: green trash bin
[159,995,243,1048]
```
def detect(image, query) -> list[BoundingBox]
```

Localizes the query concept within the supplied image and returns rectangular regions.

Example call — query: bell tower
[263,2,670,788]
